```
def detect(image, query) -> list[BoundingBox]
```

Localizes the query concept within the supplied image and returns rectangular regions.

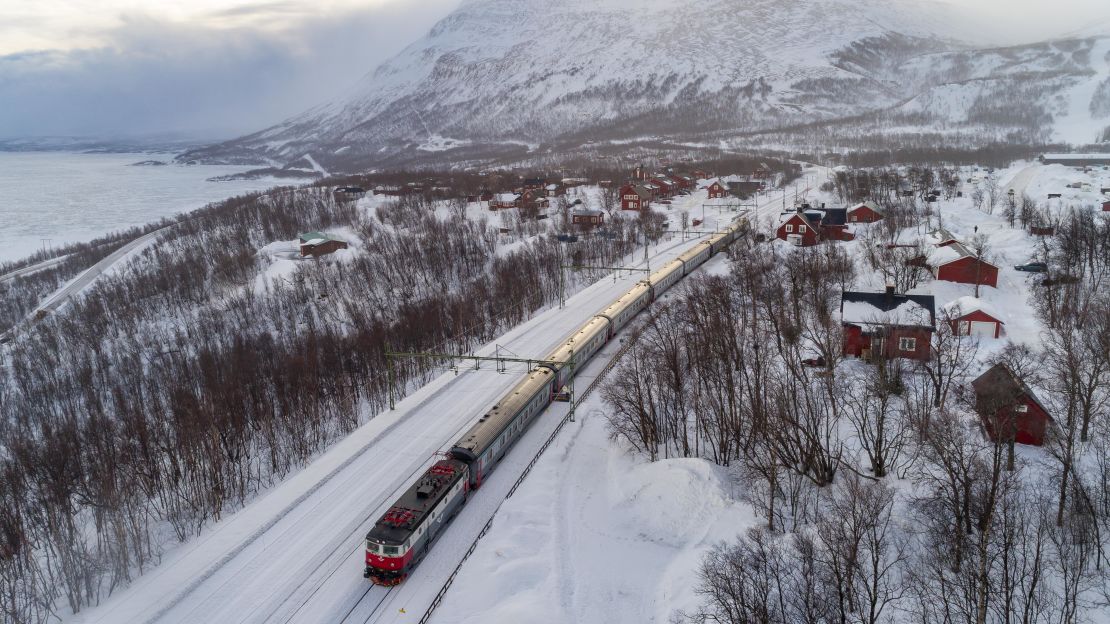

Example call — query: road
[35,227,170,314]
[68,178,808,624]
[1002,164,1040,201]
[0,255,71,284]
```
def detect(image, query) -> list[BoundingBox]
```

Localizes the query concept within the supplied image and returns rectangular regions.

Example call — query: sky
[0,0,462,140]
[1,0,1109,142]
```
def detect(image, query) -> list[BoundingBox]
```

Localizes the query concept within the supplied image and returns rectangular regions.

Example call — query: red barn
[931,242,999,288]
[841,288,935,362]
[706,180,729,199]
[943,297,1004,339]
[973,363,1053,446]
[620,184,653,211]
[1102,200,1110,211]
[847,201,884,223]
[776,212,821,247]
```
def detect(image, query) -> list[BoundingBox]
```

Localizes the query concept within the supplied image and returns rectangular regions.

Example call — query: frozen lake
[0,151,293,264]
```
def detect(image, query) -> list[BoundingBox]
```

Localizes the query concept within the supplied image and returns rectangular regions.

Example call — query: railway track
[416,312,653,624]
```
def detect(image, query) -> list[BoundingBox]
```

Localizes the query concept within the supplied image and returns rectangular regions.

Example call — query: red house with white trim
[706,180,729,199]
[931,242,999,288]
[841,287,935,362]
[847,201,884,223]
[973,363,1053,446]
[620,184,653,211]
[776,212,821,246]
[943,297,1004,339]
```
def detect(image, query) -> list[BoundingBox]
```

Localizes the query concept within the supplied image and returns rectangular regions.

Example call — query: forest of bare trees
[0,184,664,622]
[602,193,1110,622]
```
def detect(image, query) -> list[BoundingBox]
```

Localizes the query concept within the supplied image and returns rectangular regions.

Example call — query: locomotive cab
[364,536,413,585]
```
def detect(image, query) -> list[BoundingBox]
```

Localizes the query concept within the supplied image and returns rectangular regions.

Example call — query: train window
[384,545,399,555]
[367,541,380,554]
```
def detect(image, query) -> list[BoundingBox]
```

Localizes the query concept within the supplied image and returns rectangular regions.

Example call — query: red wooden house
[973,363,1053,446]
[651,177,677,197]
[776,212,821,246]
[1102,200,1110,211]
[817,207,854,241]
[847,201,884,223]
[667,173,696,191]
[298,231,349,258]
[620,184,653,211]
[943,297,1004,338]
[841,287,935,362]
[931,242,999,288]
[523,177,547,191]
[571,209,605,227]
[490,193,521,210]
[706,180,729,199]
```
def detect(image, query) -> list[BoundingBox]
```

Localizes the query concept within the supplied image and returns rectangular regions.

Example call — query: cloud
[0,1,461,140]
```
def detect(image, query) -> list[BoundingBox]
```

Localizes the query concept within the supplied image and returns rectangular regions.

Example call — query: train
[364,218,747,585]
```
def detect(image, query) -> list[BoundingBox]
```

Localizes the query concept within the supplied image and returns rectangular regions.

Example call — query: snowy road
[36,226,169,314]
[1002,164,1040,200]
[0,254,70,284]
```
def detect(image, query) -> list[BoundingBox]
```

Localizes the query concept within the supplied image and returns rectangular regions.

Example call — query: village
[295,155,1110,456]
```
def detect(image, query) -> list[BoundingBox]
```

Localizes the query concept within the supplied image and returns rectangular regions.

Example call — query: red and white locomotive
[364,219,747,584]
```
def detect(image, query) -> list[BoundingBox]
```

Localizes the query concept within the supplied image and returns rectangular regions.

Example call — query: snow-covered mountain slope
[180,0,1110,171]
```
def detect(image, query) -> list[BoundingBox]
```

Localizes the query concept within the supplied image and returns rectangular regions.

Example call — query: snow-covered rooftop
[841,298,933,327]
[942,296,1003,321]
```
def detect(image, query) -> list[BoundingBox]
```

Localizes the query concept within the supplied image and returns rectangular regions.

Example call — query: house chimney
[885,283,895,304]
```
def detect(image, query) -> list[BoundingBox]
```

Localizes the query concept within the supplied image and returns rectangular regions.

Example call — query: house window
[785,224,794,233]
[799,225,807,233]
[898,337,916,351]
[1015,404,1029,413]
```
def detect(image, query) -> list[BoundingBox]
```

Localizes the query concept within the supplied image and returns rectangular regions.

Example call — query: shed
[972,363,1053,446]
[930,242,998,288]
[943,297,1004,338]
[847,201,884,223]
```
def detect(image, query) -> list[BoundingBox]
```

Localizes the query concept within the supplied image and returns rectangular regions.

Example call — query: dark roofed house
[523,177,547,191]
[335,186,367,201]
[841,287,935,361]
[298,231,350,258]
[817,207,853,241]
[972,363,1053,446]
[571,209,605,228]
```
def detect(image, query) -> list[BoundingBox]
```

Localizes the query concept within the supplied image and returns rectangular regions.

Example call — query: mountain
[180,0,1110,172]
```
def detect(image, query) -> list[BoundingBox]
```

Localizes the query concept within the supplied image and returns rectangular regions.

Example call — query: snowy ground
[430,252,763,624]
[436,162,1109,624]
[65,177,795,624]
